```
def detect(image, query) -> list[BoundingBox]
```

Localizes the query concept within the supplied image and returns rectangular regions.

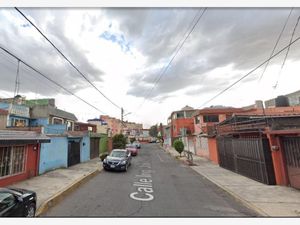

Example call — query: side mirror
[16,196,23,202]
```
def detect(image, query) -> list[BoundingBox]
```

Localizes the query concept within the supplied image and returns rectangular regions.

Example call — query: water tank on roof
[275,95,289,107]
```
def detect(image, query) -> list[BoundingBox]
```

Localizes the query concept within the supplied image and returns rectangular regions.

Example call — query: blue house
[0,96,30,128]
[25,98,92,174]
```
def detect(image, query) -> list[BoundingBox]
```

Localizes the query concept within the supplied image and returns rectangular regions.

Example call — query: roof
[194,107,243,116]
[0,109,8,115]
[49,107,77,121]
[0,130,50,144]
[181,105,194,111]
[234,106,300,117]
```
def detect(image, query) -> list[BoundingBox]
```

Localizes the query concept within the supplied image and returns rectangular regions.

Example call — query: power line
[135,8,207,112]
[0,45,107,114]
[258,8,293,82]
[15,7,122,110]
[137,9,202,101]
[198,35,300,108]
[273,15,300,89]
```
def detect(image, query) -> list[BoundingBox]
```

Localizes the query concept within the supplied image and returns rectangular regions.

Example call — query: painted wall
[100,134,108,153]
[44,124,67,134]
[30,118,49,127]
[208,138,219,164]
[0,114,7,129]
[171,118,195,144]
[39,137,68,174]
[0,144,39,187]
[80,136,90,162]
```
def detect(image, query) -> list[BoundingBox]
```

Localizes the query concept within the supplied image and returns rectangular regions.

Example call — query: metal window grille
[0,146,26,178]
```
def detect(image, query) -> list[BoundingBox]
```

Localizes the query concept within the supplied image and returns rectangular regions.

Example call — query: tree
[112,134,127,149]
[149,125,158,137]
[173,139,184,157]
[129,137,136,143]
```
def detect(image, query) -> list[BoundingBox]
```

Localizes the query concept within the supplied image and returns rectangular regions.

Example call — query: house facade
[168,106,197,153]
[193,107,243,164]
[216,106,300,189]
[0,130,50,186]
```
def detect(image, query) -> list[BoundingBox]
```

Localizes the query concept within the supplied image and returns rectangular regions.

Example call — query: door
[68,140,81,167]
[282,136,300,189]
[90,138,100,159]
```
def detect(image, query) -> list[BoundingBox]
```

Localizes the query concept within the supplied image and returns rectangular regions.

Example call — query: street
[43,144,257,217]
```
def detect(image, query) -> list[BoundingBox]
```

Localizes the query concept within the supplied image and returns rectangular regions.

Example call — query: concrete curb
[36,168,102,216]
[160,145,268,217]
[189,167,269,217]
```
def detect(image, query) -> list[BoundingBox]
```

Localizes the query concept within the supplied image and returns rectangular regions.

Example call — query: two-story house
[193,106,243,163]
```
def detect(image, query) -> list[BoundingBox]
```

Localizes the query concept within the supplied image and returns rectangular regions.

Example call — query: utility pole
[121,107,124,134]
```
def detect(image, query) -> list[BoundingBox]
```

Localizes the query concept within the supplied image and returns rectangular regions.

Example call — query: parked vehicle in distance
[126,144,139,156]
[132,141,141,149]
[103,149,132,172]
[0,187,37,217]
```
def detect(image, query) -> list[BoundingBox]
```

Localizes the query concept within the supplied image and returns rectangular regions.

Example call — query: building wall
[100,134,108,154]
[0,144,39,187]
[208,137,219,164]
[30,118,49,127]
[195,136,209,158]
[80,136,90,163]
[0,114,7,129]
[171,118,195,143]
[39,137,68,174]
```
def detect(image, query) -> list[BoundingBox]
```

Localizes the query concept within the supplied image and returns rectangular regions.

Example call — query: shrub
[173,139,184,156]
[112,134,127,149]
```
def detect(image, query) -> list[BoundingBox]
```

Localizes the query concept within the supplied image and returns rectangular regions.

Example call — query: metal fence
[217,136,276,185]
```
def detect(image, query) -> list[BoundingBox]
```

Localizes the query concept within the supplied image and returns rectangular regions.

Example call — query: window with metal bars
[0,146,26,178]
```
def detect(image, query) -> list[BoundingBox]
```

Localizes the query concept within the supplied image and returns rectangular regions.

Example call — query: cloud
[0,9,104,96]
[121,8,300,101]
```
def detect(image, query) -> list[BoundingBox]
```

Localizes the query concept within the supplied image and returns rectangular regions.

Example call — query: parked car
[0,187,37,217]
[103,149,132,172]
[133,141,141,149]
[126,144,139,156]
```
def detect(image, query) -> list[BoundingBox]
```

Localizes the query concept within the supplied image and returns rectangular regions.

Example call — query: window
[0,146,26,178]
[185,111,194,118]
[0,192,16,211]
[195,116,200,124]
[203,115,219,123]
[176,112,184,119]
[10,118,26,127]
[66,120,74,131]
[52,117,64,125]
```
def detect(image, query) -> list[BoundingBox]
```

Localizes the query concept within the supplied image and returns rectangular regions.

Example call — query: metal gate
[217,136,276,185]
[90,138,100,159]
[68,140,81,167]
[282,136,300,189]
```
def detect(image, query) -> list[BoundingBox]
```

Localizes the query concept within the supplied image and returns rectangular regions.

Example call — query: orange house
[193,107,243,164]
[168,106,197,152]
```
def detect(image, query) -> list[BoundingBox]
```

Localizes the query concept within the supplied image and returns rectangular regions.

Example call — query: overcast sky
[1,8,300,128]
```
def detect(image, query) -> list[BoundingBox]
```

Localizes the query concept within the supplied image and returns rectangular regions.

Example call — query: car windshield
[110,151,127,158]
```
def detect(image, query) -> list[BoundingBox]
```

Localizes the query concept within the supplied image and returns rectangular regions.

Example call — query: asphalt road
[43,143,257,217]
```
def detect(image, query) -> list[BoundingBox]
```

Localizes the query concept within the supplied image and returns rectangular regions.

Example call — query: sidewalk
[10,158,102,216]
[162,145,300,217]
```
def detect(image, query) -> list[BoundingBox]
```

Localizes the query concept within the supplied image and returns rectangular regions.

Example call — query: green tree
[173,139,184,157]
[112,134,127,149]
[129,137,136,143]
[149,125,158,137]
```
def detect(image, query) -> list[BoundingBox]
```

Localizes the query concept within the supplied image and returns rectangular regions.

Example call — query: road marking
[157,153,164,162]
[130,162,154,202]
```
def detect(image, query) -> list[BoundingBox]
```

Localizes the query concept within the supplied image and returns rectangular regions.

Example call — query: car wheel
[26,203,36,217]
